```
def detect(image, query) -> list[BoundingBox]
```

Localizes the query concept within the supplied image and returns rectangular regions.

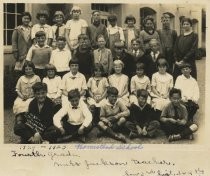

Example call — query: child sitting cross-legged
[97,87,130,143]
[53,89,93,143]
[160,88,198,142]
[125,89,160,139]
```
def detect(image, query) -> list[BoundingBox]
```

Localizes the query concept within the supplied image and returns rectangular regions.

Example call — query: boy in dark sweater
[14,82,61,144]
[125,89,160,139]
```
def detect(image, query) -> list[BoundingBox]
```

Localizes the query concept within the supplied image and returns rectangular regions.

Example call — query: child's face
[109,20,117,27]
[97,37,106,48]
[149,42,159,53]
[145,20,154,30]
[92,12,100,22]
[69,97,80,107]
[70,64,79,75]
[79,37,90,49]
[25,66,34,76]
[55,15,63,25]
[181,67,191,78]
[114,47,123,56]
[138,96,147,107]
[182,21,191,31]
[114,64,123,74]
[57,40,66,50]
[158,65,167,74]
[47,69,55,79]
[132,41,140,51]
[72,10,80,20]
[34,90,47,104]
[94,69,102,77]
[170,93,181,106]
[39,15,47,25]
[108,94,118,105]
[127,19,134,27]
[36,35,46,47]
[22,16,31,26]
[136,68,144,77]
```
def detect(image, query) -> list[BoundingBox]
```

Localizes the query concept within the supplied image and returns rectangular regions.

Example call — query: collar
[56,48,66,52]
[21,75,37,83]
[108,25,118,29]
[20,25,30,30]
[34,44,50,48]
[37,23,49,28]
[183,30,193,36]
[134,102,147,110]
[68,72,79,78]
[181,74,192,80]
[104,98,119,108]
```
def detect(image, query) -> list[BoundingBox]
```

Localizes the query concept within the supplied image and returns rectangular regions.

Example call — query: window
[91,4,109,12]
[4,3,25,46]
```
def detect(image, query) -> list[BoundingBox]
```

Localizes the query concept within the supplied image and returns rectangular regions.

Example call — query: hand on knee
[117,117,126,126]
[78,125,85,135]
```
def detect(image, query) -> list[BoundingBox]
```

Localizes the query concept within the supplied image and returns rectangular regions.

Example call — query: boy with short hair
[14,82,61,144]
[126,89,160,139]
[174,63,199,122]
[160,88,198,142]
[53,89,92,143]
[98,87,130,143]
[31,10,53,46]
[60,58,87,105]
[26,31,52,80]
[50,36,71,78]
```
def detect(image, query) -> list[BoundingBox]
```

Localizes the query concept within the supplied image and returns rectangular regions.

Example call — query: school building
[3,3,206,69]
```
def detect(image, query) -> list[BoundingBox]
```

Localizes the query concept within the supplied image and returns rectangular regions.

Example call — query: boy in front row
[53,89,92,143]
[14,82,61,144]
[125,89,160,139]
[98,87,130,143]
[160,88,198,142]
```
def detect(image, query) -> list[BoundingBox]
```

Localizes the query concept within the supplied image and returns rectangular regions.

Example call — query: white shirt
[42,76,62,99]
[175,74,199,102]
[31,23,53,41]
[50,48,71,72]
[127,28,135,48]
[65,19,88,41]
[107,25,125,42]
[60,72,87,92]
[53,99,92,128]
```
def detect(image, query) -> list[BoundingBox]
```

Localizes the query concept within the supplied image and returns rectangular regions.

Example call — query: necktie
[71,76,76,80]
[55,26,60,40]
[174,106,179,120]
[153,52,156,61]
[96,80,100,87]
[72,107,78,109]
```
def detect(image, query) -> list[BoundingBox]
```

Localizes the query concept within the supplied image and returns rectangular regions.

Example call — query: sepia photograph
[3,2,206,144]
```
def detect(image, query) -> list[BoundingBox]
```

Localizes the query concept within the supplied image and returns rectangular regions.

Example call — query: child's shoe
[168,134,182,142]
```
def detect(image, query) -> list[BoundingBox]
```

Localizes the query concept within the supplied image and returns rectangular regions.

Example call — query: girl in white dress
[151,58,173,111]
[87,63,109,107]
[42,64,62,104]
[13,61,41,115]
[108,60,129,107]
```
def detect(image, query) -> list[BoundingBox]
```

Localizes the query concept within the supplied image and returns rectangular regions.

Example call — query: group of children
[11,6,200,144]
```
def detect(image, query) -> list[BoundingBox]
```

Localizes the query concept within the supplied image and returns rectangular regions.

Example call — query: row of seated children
[13,81,198,144]
[13,58,199,143]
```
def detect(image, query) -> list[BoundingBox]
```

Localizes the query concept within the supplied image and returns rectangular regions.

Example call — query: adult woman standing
[173,18,198,80]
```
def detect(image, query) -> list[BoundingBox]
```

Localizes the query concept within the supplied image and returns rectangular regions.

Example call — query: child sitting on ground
[98,87,130,143]
[125,89,160,139]
[14,82,61,144]
[174,63,199,122]
[53,89,92,143]
[160,88,198,142]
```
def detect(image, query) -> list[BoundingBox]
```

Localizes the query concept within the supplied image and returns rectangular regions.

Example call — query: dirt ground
[3,59,206,144]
